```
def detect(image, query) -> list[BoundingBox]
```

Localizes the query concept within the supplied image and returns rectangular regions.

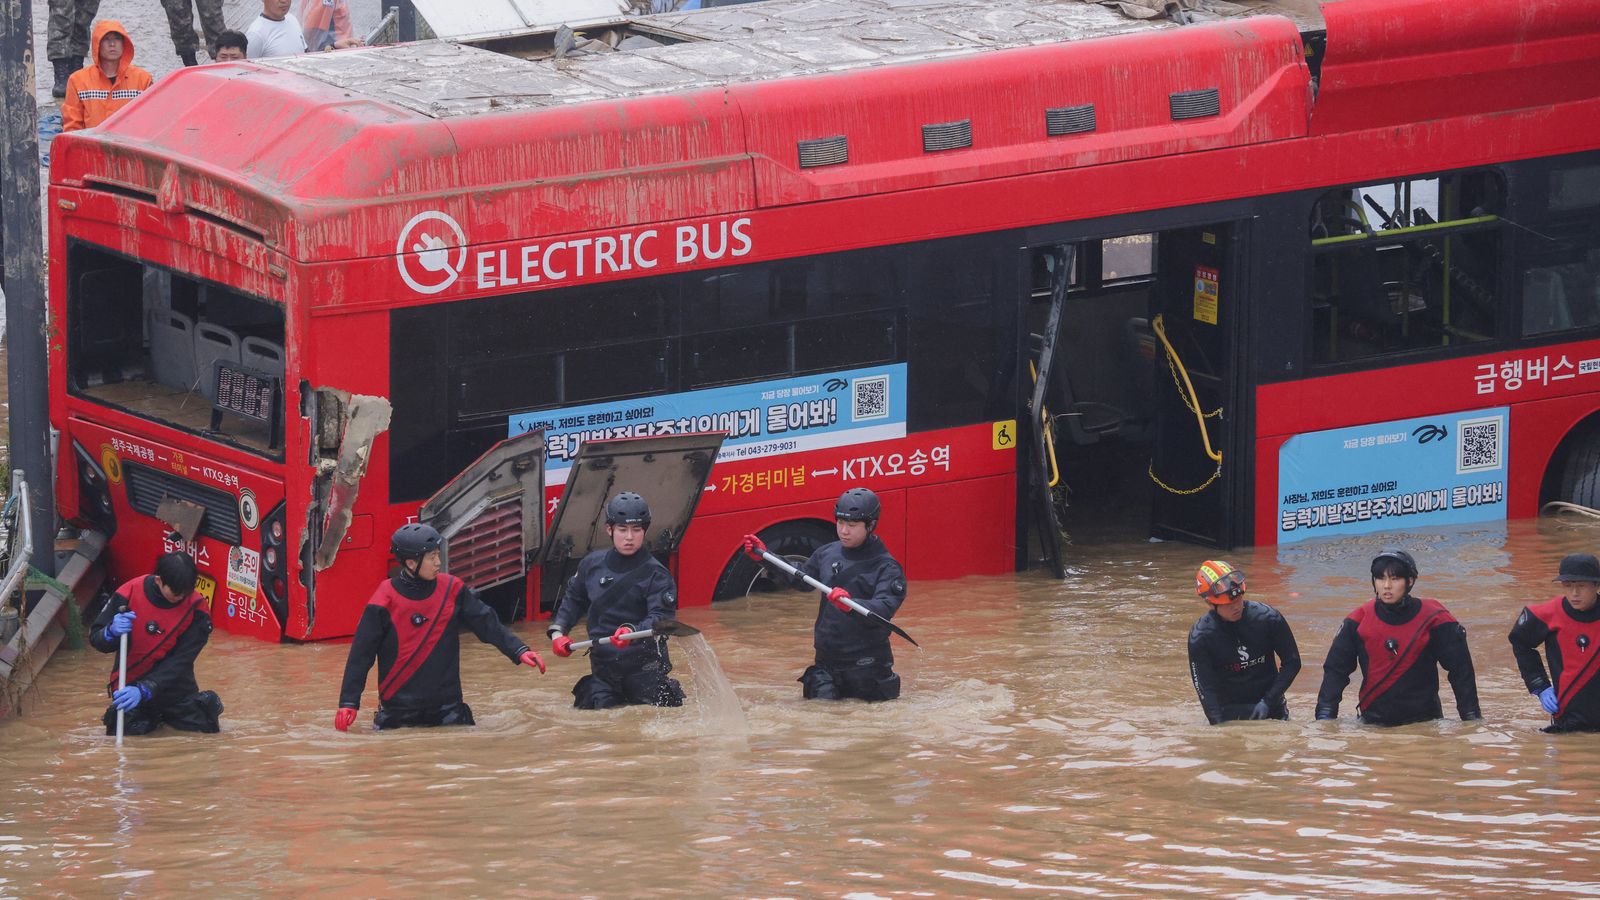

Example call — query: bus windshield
[65,241,286,457]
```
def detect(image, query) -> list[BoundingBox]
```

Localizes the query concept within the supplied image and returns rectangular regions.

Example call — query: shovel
[752,549,920,648]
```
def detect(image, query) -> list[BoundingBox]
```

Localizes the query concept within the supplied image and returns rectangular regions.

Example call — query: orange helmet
[1196,560,1245,603]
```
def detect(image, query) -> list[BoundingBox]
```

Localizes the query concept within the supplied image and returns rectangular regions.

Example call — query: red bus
[47,0,1600,641]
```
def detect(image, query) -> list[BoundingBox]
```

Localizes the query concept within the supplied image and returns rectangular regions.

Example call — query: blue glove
[106,610,136,639]
[1248,700,1272,720]
[112,684,149,712]
[1537,686,1559,715]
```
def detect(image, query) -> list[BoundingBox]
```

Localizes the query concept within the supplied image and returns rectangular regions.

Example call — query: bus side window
[1520,159,1600,336]
[1310,170,1504,364]
[907,236,1013,429]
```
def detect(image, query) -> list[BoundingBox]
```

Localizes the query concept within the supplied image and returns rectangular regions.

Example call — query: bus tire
[1559,423,1600,509]
[711,520,834,603]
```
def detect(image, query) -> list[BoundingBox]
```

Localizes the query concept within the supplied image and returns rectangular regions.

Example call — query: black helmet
[835,487,880,524]
[391,523,443,561]
[605,492,651,527]
[1371,548,1418,580]
[1554,553,1600,582]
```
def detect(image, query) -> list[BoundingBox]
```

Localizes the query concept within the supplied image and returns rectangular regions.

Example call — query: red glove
[742,534,767,561]
[519,648,546,674]
[551,634,574,657]
[827,587,853,613]
[610,625,634,648]
[334,707,358,732]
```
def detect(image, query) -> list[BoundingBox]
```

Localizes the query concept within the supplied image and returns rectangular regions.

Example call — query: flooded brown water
[4,518,1600,896]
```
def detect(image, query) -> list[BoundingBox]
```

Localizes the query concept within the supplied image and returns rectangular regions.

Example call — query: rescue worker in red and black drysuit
[1508,552,1600,732]
[89,551,223,735]
[334,524,545,731]
[1186,560,1301,724]
[547,492,685,709]
[746,487,908,702]
[1315,548,1481,726]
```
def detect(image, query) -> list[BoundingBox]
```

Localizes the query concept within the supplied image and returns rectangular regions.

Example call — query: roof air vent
[1170,88,1220,120]
[797,135,849,169]
[1045,104,1096,136]
[922,120,972,153]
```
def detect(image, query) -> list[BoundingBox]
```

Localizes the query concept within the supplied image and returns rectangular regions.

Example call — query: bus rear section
[57,241,293,642]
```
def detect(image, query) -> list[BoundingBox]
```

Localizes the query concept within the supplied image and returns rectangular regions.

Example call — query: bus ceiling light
[922,120,973,153]
[1046,104,1097,136]
[1170,87,1221,120]
[797,135,849,169]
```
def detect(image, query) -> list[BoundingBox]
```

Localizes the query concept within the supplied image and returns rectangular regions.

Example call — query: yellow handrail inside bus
[1028,360,1061,488]
[1152,314,1222,465]
[1310,214,1499,247]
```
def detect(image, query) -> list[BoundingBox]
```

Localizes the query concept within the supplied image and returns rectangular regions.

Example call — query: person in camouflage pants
[160,0,227,67]
[46,0,100,98]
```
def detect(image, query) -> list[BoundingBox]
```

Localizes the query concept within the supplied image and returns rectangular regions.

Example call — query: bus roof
[49,0,1596,269]
[261,0,1322,120]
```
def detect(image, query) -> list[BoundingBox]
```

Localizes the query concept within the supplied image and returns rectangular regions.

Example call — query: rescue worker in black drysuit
[1316,549,1481,726]
[547,492,685,709]
[334,524,545,731]
[89,550,223,735]
[1508,552,1600,733]
[1186,560,1301,724]
[746,487,908,702]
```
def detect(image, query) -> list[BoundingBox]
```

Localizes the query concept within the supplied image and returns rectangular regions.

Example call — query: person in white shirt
[245,0,306,59]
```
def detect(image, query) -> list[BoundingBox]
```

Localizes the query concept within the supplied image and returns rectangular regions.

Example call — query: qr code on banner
[852,375,890,421]
[1457,415,1503,474]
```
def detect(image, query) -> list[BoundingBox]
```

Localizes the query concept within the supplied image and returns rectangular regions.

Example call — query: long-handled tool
[752,549,920,648]
[116,626,128,746]
[568,619,701,652]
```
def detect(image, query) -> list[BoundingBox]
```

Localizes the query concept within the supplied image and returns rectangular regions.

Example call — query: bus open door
[1147,223,1248,548]
[418,428,548,612]
[538,433,727,613]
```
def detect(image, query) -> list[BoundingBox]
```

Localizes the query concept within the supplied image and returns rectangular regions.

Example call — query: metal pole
[398,0,416,43]
[0,0,58,579]
[569,628,659,652]
[115,631,127,744]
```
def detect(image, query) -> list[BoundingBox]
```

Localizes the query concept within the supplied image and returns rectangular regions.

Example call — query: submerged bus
[47,0,1600,641]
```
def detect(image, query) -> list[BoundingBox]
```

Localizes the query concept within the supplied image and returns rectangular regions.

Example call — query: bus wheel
[1559,422,1600,509]
[711,520,834,603]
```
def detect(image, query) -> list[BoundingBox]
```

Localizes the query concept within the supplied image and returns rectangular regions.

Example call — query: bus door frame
[1020,201,1260,552]
[1146,221,1252,548]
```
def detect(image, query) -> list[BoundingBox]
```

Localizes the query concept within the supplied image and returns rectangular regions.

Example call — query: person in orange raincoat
[62,19,153,132]
[296,0,362,51]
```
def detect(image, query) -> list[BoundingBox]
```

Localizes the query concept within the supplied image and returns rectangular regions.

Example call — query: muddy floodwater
[4,518,1600,896]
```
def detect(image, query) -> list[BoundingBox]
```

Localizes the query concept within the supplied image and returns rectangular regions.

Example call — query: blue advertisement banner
[1277,407,1509,544]
[509,363,907,480]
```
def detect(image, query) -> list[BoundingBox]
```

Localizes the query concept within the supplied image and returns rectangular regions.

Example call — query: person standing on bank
[1187,560,1301,724]
[46,0,100,98]
[212,31,248,63]
[1508,552,1600,732]
[61,20,153,133]
[745,487,908,702]
[245,0,307,59]
[547,493,685,709]
[335,524,545,731]
[160,0,227,67]
[1316,548,1481,726]
[89,551,223,735]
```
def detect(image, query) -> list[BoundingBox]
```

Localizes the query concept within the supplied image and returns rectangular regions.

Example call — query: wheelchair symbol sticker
[993,420,1017,450]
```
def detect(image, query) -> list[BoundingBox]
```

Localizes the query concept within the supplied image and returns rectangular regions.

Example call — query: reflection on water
[3,519,1600,894]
